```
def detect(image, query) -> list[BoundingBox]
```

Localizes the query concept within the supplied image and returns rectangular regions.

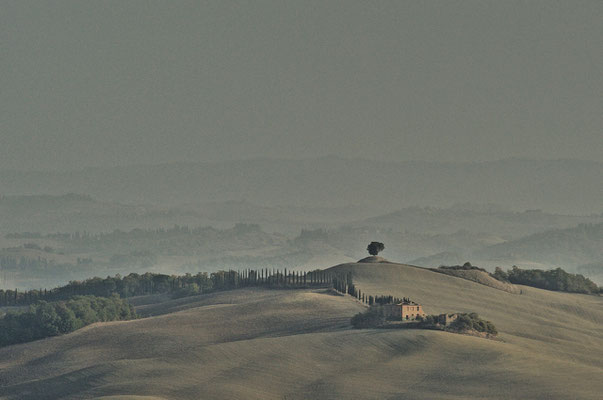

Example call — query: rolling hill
[2,158,602,215]
[354,205,603,238]
[475,222,603,269]
[0,194,377,236]
[0,194,203,234]
[1,261,601,399]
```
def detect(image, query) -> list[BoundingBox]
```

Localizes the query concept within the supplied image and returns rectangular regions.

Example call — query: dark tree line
[7,223,263,245]
[0,268,340,306]
[331,272,415,309]
[438,262,488,272]
[492,266,599,294]
[0,295,135,347]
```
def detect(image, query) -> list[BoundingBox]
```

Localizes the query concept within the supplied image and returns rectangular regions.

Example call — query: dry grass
[430,267,521,293]
[1,262,602,399]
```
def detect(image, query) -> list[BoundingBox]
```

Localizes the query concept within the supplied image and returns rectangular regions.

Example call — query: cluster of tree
[492,266,600,294]
[332,273,371,305]
[5,225,274,271]
[0,255,78,285]
[444,313,497,335]
[0,268,339,306]
[1,255,55,271]
[438,262,488,272]
[415,313,497,334]
[351,307,385,328]
[351,309,498,336]
[0,295,135,347]
[19,243,54,253]
[332,273,355,295]
[372,295,408,306]
[331,272,419,309]
[37,223,263,245]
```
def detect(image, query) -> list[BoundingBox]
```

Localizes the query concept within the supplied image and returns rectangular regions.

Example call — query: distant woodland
[0,268,341,347]
[0,193,602,290]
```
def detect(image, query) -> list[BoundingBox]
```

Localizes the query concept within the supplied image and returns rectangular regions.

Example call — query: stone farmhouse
[382,300,426,321]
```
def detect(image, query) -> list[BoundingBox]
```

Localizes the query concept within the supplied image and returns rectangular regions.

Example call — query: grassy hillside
[1,262,602,399]
[329,261,603,394]
[430,266,521,293]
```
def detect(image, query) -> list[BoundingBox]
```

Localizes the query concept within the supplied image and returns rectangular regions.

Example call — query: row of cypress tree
[331,272,412,307]
[0,268,339,306]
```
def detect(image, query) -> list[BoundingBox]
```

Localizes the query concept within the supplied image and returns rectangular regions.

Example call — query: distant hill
[407,223,603,283]
[0,194,201,234]
[409,251,467,267]
[353,204,603,238]
[1,157,602,214]
[476,223,603,269]
[0,194,373,235]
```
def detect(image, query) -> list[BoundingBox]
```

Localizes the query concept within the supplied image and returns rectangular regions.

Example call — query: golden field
[1,261,602,399]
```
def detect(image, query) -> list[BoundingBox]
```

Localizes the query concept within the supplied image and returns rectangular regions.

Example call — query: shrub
[492,267,509,282]
[448,313,497,335]
[172,283,201,298]
[439,263,488,273]
[351,307,385,328]
[416,314,441,329]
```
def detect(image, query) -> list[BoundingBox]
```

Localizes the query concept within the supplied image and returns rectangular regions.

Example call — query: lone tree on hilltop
[367,242,385,256]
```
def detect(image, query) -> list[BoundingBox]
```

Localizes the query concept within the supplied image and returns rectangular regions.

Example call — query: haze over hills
[3,1,602,398]
[0,194,370,235]
[352,204,603,238]
[2,193,602,289]
[475,223,603,270]
[2,157,602,215]
[0,194,201,234]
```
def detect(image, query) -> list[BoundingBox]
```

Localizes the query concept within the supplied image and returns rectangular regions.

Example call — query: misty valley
[2,1,602,398]
[1,193,602,290]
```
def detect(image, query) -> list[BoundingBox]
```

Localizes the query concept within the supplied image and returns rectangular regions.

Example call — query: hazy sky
[2,1,602,170]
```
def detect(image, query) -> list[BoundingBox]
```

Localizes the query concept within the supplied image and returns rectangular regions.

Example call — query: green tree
[367,242,385,256]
